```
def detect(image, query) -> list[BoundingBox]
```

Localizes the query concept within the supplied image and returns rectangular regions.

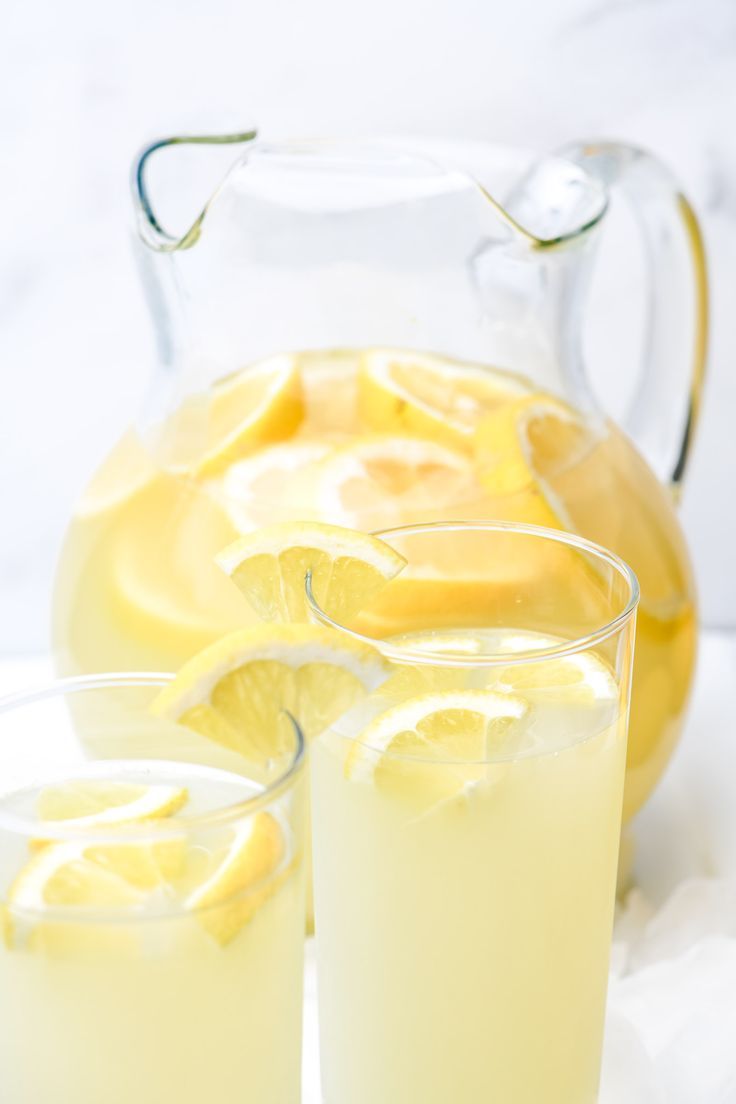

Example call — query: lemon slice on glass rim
[216,520,407,624]
[151,623,391,761]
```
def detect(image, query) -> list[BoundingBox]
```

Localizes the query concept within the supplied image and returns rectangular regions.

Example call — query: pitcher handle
[132,129,258,252]
[558,141,708,497]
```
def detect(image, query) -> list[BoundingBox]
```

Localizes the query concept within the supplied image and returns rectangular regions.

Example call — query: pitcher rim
[131,129,610,253]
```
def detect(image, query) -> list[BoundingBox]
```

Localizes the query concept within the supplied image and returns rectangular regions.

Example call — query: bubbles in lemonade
[0,762,304,1104]
[53,348,696,818]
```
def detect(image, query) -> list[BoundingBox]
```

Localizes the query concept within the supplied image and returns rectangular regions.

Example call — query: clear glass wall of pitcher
[53,133,707,823]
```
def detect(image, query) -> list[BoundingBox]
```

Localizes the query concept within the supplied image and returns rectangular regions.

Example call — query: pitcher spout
[132,128,259,252]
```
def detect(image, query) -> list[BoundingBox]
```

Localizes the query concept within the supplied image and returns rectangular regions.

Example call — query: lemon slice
[370,632,485,701]
[5,825,187,951]
[163,355,303,478]
[217,440,332,531]
[216,521,407,623]
[474,394,592,523]
[37,779,188,831]
[313,434,480,529]
[150,624,391,761]
[299,348,361,434]
[8,841,155,915]
[358,349,530,451]
[187,812,285,945]
[490,644,618,705]
[347,690,528,804]
[5,813,286,950]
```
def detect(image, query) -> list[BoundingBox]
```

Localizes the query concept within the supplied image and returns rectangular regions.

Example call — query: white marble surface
[2,630,736,1101]
[1,0,736,651]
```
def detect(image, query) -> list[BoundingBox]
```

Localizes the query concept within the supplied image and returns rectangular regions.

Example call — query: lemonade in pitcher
[54,133,705,822]
[54,346,695,820]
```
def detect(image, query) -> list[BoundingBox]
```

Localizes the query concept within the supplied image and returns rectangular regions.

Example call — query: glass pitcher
[53,131,707,823]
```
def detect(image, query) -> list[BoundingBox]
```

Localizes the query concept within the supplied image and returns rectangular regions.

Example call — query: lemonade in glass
[0,674,306,1104]
[307,522,638,1104]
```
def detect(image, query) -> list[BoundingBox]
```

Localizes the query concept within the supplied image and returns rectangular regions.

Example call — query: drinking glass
[0,674,306,1104]
[308,521,638,1104]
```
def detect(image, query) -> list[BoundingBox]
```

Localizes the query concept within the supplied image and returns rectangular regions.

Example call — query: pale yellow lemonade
[311,628,627,1104]
[0,763,305,1104]
[54,349,695,817]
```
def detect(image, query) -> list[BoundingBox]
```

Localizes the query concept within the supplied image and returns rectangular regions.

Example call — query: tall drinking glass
[308,522,638,1104]
[0,674,306,1104]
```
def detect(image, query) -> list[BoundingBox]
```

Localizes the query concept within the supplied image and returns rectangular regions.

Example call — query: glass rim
[0,673,306,843]
[306,520,639,668]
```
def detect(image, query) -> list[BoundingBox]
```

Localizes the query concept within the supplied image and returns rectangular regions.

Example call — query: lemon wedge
[313,434,480,529]
[358,349,529,451]
[150,624,391,761]
[216,521,406,623]
[347,690,528,805]
[162,355,303,478]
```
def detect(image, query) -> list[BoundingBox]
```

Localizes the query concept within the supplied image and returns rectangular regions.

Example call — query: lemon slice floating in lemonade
[216,521,407,623]
[313,435,481,529]
[488,636,618,705]
[6,776,190,949]
[6,793,285,949]
[343,634,619,808]
[346,689,529,806]
[186,812,286,945]
[217,440,332,532]
[358,348,530,452]
[474,393,594,526]
[162,354,303,478]
[36,779,189,830]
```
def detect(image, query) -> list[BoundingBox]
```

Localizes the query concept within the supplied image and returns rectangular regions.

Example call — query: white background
[2,0,735,651]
